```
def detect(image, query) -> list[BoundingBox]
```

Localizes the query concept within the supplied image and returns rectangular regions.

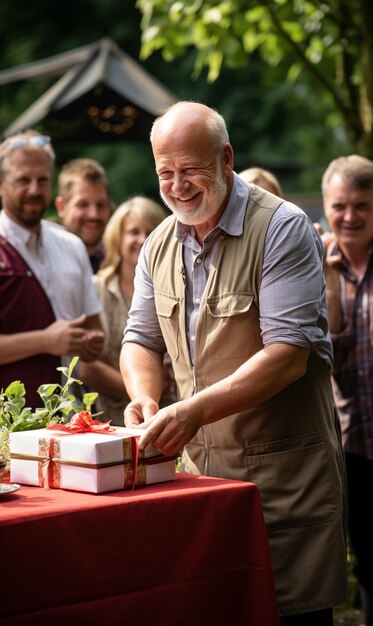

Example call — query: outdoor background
[0,0,360,222]
[0,2,366,622]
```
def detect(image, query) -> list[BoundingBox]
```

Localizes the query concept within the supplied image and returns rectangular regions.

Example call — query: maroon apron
[0,235,60,409]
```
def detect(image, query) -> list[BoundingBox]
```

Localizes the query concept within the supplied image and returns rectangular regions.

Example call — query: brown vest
[146,186,347,614]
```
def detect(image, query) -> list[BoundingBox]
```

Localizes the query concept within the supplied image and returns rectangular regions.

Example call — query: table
[0,473,280,626]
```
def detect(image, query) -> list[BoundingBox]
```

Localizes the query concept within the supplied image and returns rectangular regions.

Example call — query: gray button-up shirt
[124,173,333,369]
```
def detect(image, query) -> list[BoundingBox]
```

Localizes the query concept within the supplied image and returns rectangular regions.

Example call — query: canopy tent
[0,38,176,142]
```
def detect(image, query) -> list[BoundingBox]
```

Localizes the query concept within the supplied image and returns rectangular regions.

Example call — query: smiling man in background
[322,154,373,626]
[55,158,113,273]
[0,131,104,408]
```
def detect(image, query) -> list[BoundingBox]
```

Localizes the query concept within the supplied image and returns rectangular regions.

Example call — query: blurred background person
[0,131,104,409]
[55,158,113,273]
[238,166,283,196]
[321,154,373,626]
[80,196,176,425]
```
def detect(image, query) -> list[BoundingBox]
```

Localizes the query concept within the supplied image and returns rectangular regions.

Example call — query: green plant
[0,356,98,433]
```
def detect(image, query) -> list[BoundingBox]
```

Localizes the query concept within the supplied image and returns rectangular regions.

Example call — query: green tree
[136,0,373,158]
[0,0,353,196]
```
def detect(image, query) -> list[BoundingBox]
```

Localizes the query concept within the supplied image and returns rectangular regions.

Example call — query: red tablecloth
[0,473,279,626]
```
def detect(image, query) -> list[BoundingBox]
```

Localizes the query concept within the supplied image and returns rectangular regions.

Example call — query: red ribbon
[130,434,139,491]
[47,411,115,434]
[41,437,59,489]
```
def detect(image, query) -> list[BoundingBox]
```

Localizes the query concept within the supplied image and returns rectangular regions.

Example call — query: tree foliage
[0,0,357,197]
[136,0,373,158]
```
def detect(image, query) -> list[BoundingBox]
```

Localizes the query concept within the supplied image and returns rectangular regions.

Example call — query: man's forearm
[136,343,311,453]
[191,343,310,426]
[120,342,165,403]
[80,359,129,399]
[0,330,49,365]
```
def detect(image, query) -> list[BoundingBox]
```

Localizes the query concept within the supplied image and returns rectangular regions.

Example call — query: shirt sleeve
[39,222,103,320]
[260,202,331,356]
[122,238,166,353]
[123,203,333,368]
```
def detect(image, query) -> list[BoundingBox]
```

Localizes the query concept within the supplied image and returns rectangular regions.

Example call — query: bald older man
[120,101,347,624]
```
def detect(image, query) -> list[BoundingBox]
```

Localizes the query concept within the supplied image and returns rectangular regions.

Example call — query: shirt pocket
[154,291,180,360]
[205,293,261,359]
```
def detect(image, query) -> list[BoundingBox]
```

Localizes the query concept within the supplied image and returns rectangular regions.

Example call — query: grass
[334,549,364,626]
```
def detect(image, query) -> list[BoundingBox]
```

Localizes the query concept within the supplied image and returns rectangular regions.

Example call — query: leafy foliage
[0,0,358,196]
[0,357,98,433]
[136,0,373,157]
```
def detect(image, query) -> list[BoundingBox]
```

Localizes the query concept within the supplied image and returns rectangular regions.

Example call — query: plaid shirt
[325,236,373,459]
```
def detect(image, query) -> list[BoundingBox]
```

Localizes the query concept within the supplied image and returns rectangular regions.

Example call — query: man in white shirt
[0,130,104,408]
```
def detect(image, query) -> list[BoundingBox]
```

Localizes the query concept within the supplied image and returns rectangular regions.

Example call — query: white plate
[0,483,21,497]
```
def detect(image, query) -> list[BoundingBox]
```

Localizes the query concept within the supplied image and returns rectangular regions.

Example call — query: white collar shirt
[0,211,102,320]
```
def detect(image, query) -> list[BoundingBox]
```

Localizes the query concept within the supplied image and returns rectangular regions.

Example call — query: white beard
[160,171,228,226]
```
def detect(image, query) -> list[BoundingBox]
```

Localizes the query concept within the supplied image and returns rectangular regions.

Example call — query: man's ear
[222,144,234,174]
[55,195,65,218]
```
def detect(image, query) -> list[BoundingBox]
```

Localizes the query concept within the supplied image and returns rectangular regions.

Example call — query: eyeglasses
[3,135,51,151]
[0,134,55,166]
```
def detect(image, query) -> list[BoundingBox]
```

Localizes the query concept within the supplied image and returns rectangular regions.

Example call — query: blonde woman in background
[238,166,283,196]
[80,196,176,425]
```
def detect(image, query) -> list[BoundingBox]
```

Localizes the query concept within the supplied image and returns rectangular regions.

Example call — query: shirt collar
[0,210,40,248]
[175,172,250,242]
[107,273,122,298]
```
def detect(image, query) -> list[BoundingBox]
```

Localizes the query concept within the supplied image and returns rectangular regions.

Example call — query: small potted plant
[0,356,98,478]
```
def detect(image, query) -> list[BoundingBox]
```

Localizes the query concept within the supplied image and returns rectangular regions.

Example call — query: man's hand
[44,315,104,359]
[124,395,160,428]
[45,315,87,356]
[137,399,203,457]
[80,330,105,361]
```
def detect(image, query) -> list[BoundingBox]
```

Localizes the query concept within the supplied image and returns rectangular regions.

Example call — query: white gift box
[10,426,176,493]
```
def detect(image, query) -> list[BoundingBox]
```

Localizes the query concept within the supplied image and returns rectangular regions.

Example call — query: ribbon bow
[47,411,115,433]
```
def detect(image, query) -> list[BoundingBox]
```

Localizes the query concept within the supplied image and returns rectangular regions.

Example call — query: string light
[87,104,138,134]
